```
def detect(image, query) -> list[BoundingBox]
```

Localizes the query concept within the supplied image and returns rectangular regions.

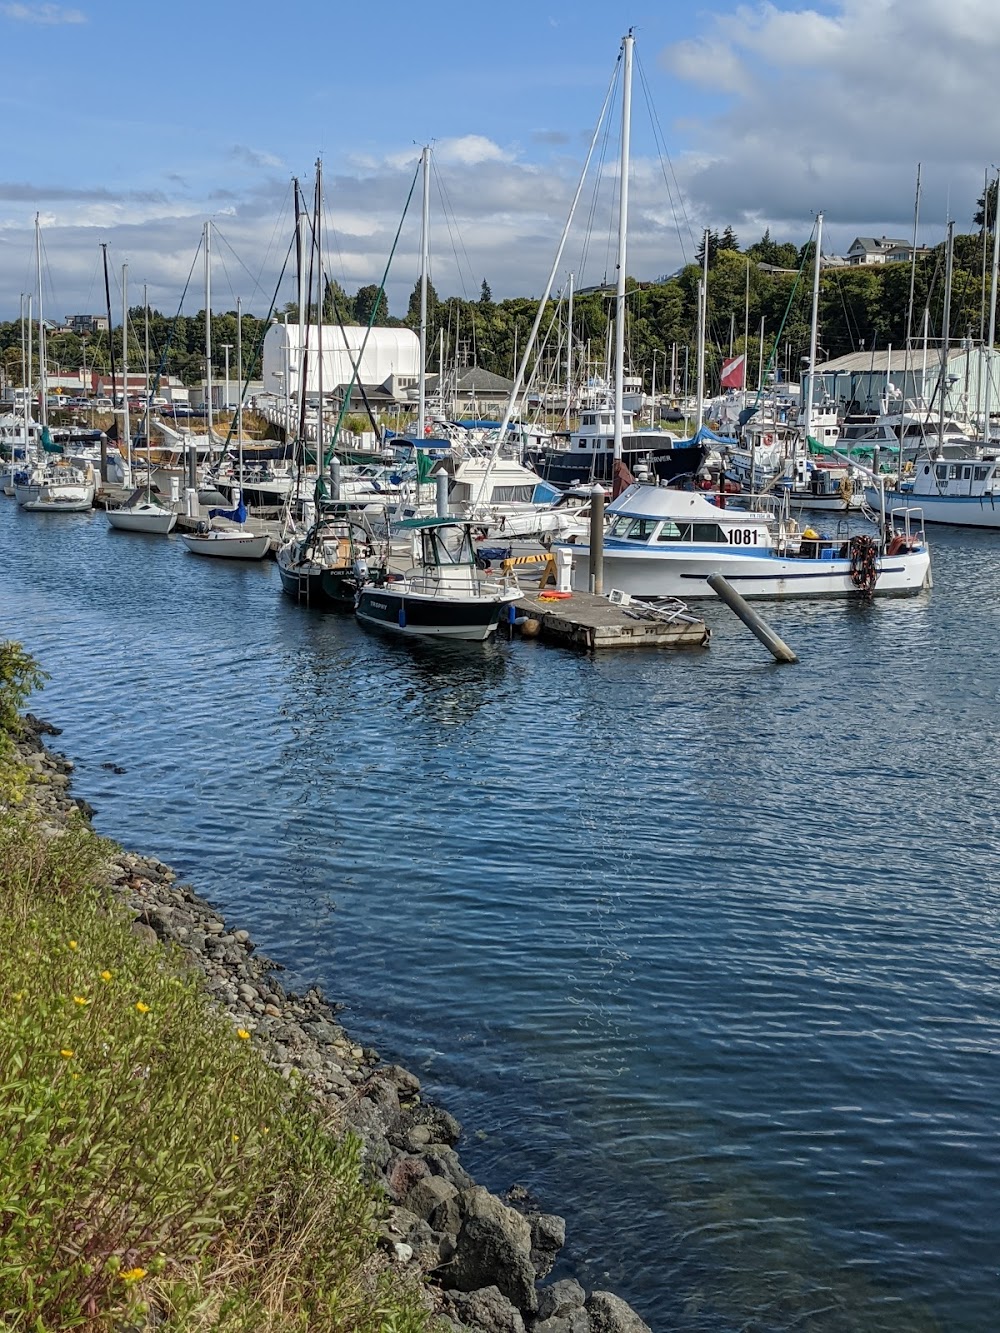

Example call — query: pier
[514,589,709,651]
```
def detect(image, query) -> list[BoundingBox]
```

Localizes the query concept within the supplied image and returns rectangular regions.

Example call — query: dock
[514,590,709,651]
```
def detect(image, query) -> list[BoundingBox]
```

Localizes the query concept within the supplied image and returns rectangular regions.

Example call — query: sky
[1,0,996,324]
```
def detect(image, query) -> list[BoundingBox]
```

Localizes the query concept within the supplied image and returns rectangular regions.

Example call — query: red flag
[721,354,746,389]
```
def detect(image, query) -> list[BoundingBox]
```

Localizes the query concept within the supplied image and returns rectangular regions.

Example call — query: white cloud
[433,135,515,167]
[1,3,85,23]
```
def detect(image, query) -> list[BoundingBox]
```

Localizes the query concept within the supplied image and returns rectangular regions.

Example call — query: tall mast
[315,159,324,472]
[204,220,213,454]
[35,213,46,429]
[613,29,633,462]
[122,262,130,467]
[144,283,150,405]
[696,229,708,433]
[939,220,955,453]
[417,144,430,442]
[237,296,244,508]
[802,211,823,440]
[984,170,1000,442]
[565,270,574,426]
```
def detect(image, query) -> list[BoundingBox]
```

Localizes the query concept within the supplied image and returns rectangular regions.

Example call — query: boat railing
[887,506,927,546]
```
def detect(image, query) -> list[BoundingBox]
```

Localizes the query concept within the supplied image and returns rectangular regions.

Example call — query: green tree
[354,284,385,326]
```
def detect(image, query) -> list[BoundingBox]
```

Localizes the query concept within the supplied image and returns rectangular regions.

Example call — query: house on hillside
[846,236,918,265]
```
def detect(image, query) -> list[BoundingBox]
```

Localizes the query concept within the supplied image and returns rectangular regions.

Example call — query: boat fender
[398,608,407,628]
[885,534,908,556]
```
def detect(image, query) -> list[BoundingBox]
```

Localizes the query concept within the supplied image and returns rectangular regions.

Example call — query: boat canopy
[397,515,478,530]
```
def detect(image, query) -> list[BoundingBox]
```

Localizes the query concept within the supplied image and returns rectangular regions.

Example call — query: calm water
[2,504,998,1332]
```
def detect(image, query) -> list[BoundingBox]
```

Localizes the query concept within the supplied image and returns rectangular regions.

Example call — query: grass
[0,642,437,1333]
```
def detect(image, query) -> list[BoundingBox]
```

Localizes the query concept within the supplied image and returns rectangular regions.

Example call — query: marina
[1,501,997,1331]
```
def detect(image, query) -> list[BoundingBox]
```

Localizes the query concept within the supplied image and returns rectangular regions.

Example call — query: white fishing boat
[866,455,1000,528]
[355,516,522,639]
[555,483,931,600]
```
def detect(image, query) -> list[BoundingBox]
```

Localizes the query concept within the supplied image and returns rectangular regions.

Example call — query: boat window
[934,464,947,480]
[962,466,972,481]
[975,466,990,481]
[582,415,595,427]
[655,521,684,542]
[690,523,727,542]
[612,517,660,541]
[491,485,535,503]
[608,516,634,538]
[578,438,587,447]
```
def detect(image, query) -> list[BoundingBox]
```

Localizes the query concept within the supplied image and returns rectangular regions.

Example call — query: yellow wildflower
[100,971,112,982]
[68,940,78,951]
[261,1126,270,1135]
[119,1267,146,1283]
[13,991,24,1002]
[135,1002,150,1014]
[232,1134,240,1143]
[60,1049,74,1059]
[73,995,89,1006]
[236,1029,250,1040]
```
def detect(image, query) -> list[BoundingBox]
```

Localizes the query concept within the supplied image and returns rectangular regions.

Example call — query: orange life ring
[763,433,774,446]
[538,591,572,601]
[885,534,908,556]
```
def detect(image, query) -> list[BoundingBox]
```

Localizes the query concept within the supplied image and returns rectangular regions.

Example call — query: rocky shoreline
[16,712,653,1333]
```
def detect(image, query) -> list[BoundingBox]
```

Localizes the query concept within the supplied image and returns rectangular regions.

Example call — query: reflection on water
[1,505,998,1331]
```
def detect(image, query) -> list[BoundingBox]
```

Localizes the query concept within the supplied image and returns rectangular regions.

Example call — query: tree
[975,178,998,232]
[405,278,439,328]
[354,284,385,326]
[479,279,493,307]
[695,229,720,268]
[719,225,740,253]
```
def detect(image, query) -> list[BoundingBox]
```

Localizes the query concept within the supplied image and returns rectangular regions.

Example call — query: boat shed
[803,346,1000,420]
[262,323,419,401]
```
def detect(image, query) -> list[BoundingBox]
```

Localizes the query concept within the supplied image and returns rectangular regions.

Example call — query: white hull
[867,487,1000,528]
[180,530,270,559]
[563,543,931,600]
[106,503,177,534]
[20,494,94,513]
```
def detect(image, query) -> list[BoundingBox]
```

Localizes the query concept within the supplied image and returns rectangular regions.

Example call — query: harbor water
[2,505,997,1332]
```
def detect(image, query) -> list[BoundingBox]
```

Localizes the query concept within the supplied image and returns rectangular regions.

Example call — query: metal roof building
[804,345,1000,420]
[262,323,419,398]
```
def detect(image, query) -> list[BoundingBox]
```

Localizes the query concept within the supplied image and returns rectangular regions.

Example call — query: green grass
[0,643,436,1332]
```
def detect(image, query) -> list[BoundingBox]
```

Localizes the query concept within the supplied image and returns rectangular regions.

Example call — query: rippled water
[3,505,998,1331]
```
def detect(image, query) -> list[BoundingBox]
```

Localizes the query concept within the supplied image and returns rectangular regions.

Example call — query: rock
[382,1062,421,1095]
[584,1292,652,1333]
[445,1286,527,1333]
[130,922,159,949]
[443,1187,537,1313]
[404,1175,458,1224]
[529,1212,566,1279]
[537,1279,587,1321]
[423,1144,475,1191]
[533,1314,591,1333]
[385,1154,430,1203]
[392,1241,414,1263]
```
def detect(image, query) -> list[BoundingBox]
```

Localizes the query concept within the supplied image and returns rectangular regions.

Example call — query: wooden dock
[514,590,709,651]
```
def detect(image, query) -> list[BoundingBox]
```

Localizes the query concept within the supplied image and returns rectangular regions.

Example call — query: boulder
[445,1286,527,1333]
[529,1212,566,1279]
[584,1292,652,1333]
[536,1279,587,1321]
[443,1186,537,1313]
[404,1175,458,1224]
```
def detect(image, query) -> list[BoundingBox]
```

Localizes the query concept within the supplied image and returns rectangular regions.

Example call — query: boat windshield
[608,516,660,541]
[422,524,475,566]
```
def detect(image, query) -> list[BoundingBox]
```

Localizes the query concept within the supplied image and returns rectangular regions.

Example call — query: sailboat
[105,256,177,535]
[179,238,269,559]
[554,32,931,600]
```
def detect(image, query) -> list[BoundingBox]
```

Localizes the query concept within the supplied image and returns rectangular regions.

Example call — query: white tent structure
[262,323,419,400]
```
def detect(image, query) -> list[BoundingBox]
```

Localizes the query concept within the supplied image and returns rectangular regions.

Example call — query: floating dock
[514,590,709,652]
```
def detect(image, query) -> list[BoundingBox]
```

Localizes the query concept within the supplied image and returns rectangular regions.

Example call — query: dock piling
[588,483,605,595]
[706,573,799,663]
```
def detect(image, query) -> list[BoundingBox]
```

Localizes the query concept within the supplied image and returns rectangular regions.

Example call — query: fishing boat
[866,455,1000,527]
[554,483,931,600]
[355,517,522,639]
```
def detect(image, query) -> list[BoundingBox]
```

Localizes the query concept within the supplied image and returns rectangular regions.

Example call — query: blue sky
[0,0,994,321]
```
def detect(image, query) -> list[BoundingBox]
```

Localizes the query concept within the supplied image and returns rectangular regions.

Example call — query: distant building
[64,315,109,335]
[804,345,1000,419]
[262,324,419,400]
[844,237,926,266]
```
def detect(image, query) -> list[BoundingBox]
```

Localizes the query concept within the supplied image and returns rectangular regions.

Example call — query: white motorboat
[555,482,931,600]
[866,454,1000,527]
[355,517,522,640]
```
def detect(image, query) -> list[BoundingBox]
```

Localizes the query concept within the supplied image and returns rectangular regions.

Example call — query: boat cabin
[909,457,1000,497]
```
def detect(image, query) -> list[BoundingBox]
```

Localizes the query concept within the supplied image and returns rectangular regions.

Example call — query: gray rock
[584,1292,652,1333]
[423,1144,475,1191]
[537,1279,587,1321]
[382,1062,422,1095]
[404,1175,458,1224]
[443,1186,537,1313]
[446,1286,527,1333]
[130,922,159,949]
[533,1314,591,1333]
[529,1212,566,1279]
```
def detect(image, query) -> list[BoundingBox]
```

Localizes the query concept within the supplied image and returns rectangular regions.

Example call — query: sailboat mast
[696,230,708,434]
[613,31,632,462]
[315,159,324,473]
[802,211,823,440]
[237,297,244,487]
[417,144,430,442]
[565,271,574,426]
[35,214,46,429]
[122,263,131,468]
[983,170,1000,442]
[939,221,955,453]
[204,220,213,456]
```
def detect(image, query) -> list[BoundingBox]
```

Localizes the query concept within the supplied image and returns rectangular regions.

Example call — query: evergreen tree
[480,278,493,306]
[719,225,740,253]
[975,178,998,233]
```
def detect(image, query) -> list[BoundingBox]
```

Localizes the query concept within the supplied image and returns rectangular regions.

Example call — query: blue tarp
[209,497,247,524]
